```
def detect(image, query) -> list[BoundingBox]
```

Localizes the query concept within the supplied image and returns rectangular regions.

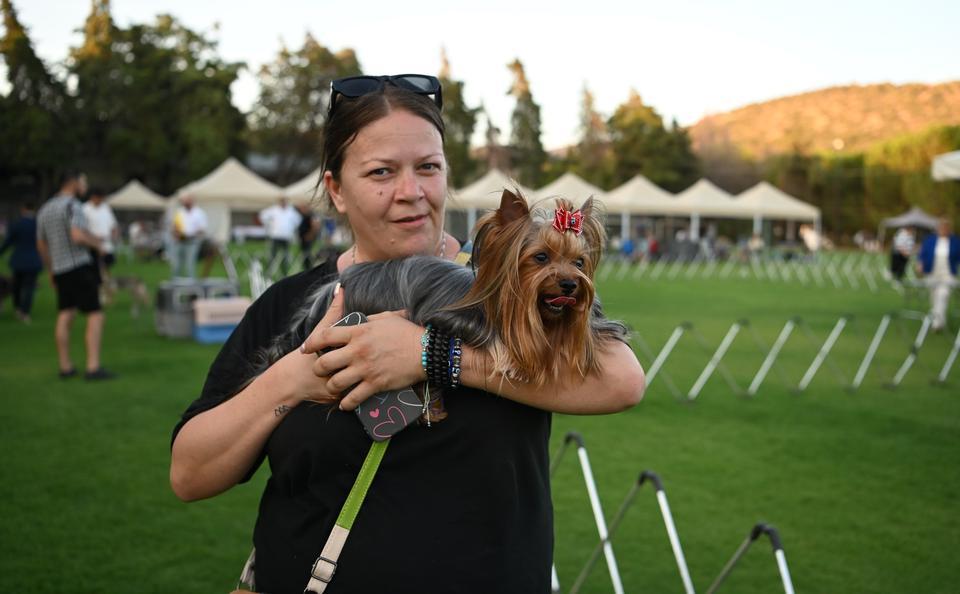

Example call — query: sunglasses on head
[328,74,443,117]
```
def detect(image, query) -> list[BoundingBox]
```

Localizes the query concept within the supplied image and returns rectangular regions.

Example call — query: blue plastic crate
[193,323,237,344]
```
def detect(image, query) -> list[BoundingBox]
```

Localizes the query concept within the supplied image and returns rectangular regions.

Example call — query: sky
[13,0,960,149]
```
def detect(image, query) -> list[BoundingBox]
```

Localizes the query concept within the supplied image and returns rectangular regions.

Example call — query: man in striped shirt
[36,171,115,380]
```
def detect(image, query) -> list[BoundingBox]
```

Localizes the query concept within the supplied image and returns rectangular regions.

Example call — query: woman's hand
[301,297,426,410]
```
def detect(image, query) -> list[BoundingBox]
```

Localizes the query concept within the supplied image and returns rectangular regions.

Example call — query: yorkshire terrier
[249,188,626,420]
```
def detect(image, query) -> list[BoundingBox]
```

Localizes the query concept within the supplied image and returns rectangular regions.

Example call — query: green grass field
[1,250,958,593]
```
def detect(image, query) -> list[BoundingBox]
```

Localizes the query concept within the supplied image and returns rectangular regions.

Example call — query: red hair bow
[553,207,584,236]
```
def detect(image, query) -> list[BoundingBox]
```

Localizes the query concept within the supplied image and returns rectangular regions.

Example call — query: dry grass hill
[690,81,960,158]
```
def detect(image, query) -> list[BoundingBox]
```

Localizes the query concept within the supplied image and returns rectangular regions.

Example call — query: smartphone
[328,312,423,441]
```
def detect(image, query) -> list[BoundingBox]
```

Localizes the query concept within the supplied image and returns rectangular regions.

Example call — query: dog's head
[463,189,606,386]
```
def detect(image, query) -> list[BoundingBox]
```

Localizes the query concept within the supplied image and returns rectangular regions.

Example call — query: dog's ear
[497,188,529,225]
[580,196,595,219]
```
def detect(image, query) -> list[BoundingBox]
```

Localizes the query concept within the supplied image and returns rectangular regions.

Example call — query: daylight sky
[15,0,960,149]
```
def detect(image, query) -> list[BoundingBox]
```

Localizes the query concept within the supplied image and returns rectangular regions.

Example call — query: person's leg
[19,270,39,319]
[85,311,104,372]
[56,309,76,372]
[170,240,184,277]
[930,282,949,330]
[280,240,290,275]
[12,271,24,314]
[185,238,200,279]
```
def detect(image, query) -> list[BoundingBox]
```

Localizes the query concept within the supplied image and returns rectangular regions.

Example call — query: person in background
[36,171,114,380]
[0,200,43,323]
[917,218,960,332]
[170,195,207,279]
[259,197,302,276]
[82,186,119,285]
[889,226,915,283]
[295,200,320,270]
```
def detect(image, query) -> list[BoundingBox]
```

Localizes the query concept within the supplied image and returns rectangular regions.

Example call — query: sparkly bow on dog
[553,207,584,236]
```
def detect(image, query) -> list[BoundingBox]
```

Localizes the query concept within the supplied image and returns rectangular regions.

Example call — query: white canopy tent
[932,150,960,181]
[603,175,679,239]
[735,181,821,236]
[673,179,750,240]
[283,167,323,203]
[534,172,605,203]
[448,169,532,233]
[176,157,284,244]
[106,179,168,212]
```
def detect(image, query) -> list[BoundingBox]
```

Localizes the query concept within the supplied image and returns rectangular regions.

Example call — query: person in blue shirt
[0,201,43,323]
[917,218,960,332]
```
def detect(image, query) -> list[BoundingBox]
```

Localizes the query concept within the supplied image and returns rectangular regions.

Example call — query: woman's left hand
[301,309,427,410]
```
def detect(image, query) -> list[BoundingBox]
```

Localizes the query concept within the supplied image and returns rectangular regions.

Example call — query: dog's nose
[559,279,577,295]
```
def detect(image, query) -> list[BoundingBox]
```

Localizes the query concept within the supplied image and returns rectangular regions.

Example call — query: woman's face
[325,109,447,262]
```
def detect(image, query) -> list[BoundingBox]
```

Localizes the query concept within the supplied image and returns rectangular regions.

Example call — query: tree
[506,58,546,187]
[68,12,246,193]
[569,84,611,187]
[438,48,480,188]
[247,34,360,185]
[0,0,75,198]
[607,89,698,192]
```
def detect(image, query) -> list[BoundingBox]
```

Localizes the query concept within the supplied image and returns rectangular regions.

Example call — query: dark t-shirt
[173,260,553,594]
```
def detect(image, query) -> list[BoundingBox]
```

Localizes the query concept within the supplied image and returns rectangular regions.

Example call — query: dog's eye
[533,252,549,264]
[574,258,584,269]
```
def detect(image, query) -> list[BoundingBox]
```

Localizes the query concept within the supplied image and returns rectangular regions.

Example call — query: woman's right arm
[169,291,344,502]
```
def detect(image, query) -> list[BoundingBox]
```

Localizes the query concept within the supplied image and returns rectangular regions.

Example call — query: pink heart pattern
[372,406,408,440]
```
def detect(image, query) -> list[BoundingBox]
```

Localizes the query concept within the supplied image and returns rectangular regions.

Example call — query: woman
[917,218,960,332]
[0,201,43,323]
[170,74,645,594]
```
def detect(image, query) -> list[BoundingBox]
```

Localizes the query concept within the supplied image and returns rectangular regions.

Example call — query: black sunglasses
[328,74,443,117]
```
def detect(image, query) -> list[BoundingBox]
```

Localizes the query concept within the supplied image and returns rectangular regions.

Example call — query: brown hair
[317,84,446,213]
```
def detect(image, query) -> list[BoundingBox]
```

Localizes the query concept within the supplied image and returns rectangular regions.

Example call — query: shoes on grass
[84,368,116,381]
[59,368,78,379]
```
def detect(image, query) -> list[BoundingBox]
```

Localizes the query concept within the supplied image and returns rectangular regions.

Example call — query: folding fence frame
[704,523,795,594]
[550,433,695,594]
[550,432,625,594]
[936,324,960,385]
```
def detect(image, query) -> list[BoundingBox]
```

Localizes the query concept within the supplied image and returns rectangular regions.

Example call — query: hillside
[690,81,960,158]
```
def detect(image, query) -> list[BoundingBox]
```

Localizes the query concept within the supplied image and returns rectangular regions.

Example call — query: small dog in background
[245,188,626,420]
[102,275,151,317]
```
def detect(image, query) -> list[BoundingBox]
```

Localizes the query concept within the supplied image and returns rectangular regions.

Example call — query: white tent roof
[176,157,283,212]
[534,172,605,204]
[283,167,322,202]
[673,179,750,218]
[735,181,820,220]
[449,169,533,211]
[932,150,960,181]
[604,175,678,214]
[106,179,168,211]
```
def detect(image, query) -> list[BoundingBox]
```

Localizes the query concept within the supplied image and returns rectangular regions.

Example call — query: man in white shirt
[259,197,302,276]
[82,187,119,282]
[170,195,208,279]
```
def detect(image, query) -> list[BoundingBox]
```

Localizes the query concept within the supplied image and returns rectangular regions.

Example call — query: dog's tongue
[546,296,576,307]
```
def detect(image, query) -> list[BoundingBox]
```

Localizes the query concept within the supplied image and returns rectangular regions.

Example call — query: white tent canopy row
[108,160,822,245]
[932,151,960,181]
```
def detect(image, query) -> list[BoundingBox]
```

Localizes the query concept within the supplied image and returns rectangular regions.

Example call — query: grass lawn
[1,250,958,593]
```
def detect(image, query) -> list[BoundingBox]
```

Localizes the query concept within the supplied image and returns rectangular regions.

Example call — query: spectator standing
[295,200,320,270]
[889,227,915,282]
[259,197,302,276]
[0,201,43,323]
[36,171,114,380]
[82,186,119,283]
[170,195,207,279]
[918,219,960,332]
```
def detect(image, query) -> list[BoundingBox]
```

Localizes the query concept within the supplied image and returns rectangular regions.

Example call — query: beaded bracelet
[448,336,463,389]
[420,324,432,376]
[427,328,451,388]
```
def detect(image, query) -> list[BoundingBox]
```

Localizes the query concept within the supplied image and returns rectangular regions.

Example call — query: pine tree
[438,48,480,188]
[506,58,546,187]
[571,84,611,187]
[0,0,75,195]
[248,34,360,184]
